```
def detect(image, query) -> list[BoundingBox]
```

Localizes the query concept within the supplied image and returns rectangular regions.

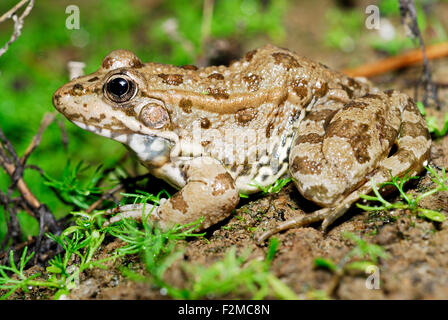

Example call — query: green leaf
[418,209,446,222]
[314,257,338,272]
[345,261,376,271]
[46,265,62,274]
[416,101,426,116]
[266,274,298,300]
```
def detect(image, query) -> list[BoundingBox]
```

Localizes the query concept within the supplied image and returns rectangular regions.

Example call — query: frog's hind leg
[257,92,431,243]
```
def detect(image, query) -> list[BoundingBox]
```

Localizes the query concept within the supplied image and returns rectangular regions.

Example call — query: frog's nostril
[52,92,61,108]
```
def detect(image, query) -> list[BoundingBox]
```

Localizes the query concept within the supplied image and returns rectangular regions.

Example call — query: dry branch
[343,42,448,78]
[0,0,35,57]
[0,112,61,256]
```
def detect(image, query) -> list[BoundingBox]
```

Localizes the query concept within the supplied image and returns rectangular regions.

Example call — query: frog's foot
[256,203,351,244]
[102,201,164,227]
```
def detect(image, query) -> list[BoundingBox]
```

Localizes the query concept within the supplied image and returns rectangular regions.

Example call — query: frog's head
[53,50,178,167]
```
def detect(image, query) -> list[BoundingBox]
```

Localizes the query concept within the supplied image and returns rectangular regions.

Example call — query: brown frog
[52,44,431,242]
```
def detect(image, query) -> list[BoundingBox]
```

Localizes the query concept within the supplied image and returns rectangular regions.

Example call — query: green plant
[356,166,447,223]
[313,231,388,298]
[108,216,205,282]
[43,161,106,210]
[324,7,363,52]
[0,247,61,300]
[164,238,297,300]
[0,210,114,299]
[315,231,388,273]
[251,177,292,195]
[418,102,448,138]
[240,177,292,198]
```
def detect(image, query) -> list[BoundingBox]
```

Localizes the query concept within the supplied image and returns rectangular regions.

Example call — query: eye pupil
[105,75,136,103]
[107,77,129,97]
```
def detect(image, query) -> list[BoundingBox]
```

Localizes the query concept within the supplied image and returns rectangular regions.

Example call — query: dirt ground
[3,1,448,300]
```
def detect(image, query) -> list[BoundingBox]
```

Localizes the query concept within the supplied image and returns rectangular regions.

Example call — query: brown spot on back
[272,52,301,70]
[295,133,324,145]
[180,64,198,70]
[292,79,309,98]
[245,49,257,61]
[158,73,184,86]
[88,76,99,82]
[340,84,354,98]
[344,101,368,110]
[242,73,262,92]
[207,73,224,80]
[235,108,257,125]
[314,82,328,97]
[179,98,193,113]
[362,93,382,100]
[306,109,337,123]
[347,77,361,90]
[206,87,229,100]
[200,117,211,129]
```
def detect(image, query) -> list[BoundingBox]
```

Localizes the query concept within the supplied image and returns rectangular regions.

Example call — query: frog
[52,44,431,243]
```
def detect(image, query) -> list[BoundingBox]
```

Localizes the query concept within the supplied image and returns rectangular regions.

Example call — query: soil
[2,0,448,300]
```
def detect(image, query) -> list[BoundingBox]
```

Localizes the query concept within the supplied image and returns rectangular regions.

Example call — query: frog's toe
[255,207,332,244]
[256,201,355,244]
[102,202,161,227]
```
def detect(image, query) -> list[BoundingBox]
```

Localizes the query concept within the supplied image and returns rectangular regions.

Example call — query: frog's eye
[105,75,137,103]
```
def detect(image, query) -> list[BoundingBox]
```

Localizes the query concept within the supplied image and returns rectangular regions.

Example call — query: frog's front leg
[105,157,240,230]
[257,91,431,243]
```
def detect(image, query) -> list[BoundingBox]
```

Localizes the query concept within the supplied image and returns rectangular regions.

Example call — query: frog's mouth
[72,120,178,167]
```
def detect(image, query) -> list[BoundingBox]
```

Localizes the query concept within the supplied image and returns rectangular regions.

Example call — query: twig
[399,0,439,108]
[0,113,61,260]
[200,0,214,52]
[86,184,123,213]
[21,113,56,166]
[0,0,35,57]
[56,118,69,151]
[0,237,34,260]
[0,113,57,213]
[86,173,153,213]
[342,42,448,78]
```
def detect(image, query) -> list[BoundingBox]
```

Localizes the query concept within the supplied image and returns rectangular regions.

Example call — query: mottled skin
[53,44,431,241]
